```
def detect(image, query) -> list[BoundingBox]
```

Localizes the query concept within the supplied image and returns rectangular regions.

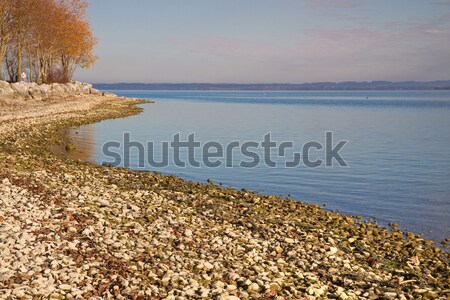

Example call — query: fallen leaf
[97,283,109,295]
[265,289,277,297]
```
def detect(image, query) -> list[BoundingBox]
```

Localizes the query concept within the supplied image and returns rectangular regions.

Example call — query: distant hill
[93,81,450,91]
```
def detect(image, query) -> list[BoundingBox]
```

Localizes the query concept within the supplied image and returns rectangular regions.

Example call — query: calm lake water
[69,90,450,242]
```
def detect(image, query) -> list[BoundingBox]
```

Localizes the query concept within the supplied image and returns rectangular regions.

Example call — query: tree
[1,0,97,83]
[0,0,13,80]
[27,0,60,83]
[56,0,97,82]
[11,0,34,82]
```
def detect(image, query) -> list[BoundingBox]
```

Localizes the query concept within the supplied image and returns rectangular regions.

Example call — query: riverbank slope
[0,94,448,299]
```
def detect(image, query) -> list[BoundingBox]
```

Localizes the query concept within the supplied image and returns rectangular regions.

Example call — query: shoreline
[0,95,448,299]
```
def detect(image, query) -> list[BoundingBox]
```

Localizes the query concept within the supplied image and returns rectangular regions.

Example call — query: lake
[68,90,450,243]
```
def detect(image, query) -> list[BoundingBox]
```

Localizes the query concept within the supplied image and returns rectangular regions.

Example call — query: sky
[74,0,450,84]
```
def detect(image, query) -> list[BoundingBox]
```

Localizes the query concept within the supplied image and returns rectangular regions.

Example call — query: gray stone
[102,92,117,97]
[10,82,29,99]
[75,81,92,94]
[89,88,102,95]
[29,86,43,101]
[64,83,78,94]
[49,84,67,98]
[0,81,15,100]
[39,84,51,98]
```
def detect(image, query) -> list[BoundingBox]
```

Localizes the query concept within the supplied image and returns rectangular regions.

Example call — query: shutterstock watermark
[101,132,349,168]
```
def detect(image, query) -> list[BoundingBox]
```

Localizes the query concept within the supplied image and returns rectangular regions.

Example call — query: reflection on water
[67,126,95,162]
[67,90,450,243]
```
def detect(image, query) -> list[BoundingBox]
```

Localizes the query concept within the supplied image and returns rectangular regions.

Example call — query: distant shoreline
[93,81,450,91]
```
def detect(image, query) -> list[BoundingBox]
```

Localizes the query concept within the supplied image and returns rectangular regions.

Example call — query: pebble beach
[0,94,449,300]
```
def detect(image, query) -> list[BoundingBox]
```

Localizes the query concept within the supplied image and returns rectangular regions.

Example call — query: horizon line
[91,80,450,85]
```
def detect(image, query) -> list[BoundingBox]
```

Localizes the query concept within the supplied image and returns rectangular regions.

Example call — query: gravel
[0,95,448,299]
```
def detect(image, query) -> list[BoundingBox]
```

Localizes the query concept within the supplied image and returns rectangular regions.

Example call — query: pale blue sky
[75,0,450,83]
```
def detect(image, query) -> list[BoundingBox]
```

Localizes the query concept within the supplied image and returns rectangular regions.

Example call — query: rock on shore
[0,81,107,102]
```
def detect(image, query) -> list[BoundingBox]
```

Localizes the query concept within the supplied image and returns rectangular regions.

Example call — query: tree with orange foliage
[28,0,64,83]
[56,0,97,82]
[1,0,97,83]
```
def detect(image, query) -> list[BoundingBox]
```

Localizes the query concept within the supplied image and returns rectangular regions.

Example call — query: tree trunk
[0,41,6,81]
[0,59,3,81]
[5,52,16,82]
[28,50,33,82]
[16,39,22,82]
[36,53,42,84]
